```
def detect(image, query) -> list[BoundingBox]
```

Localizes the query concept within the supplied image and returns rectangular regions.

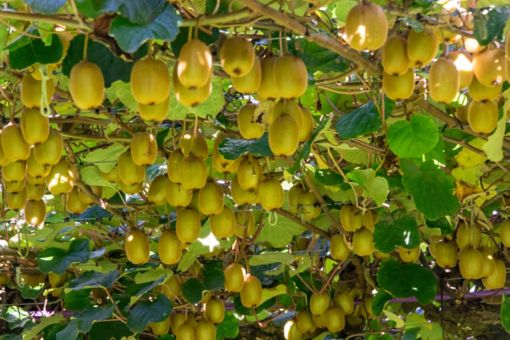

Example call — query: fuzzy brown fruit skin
[158,230,182,265]
[237,104,264,140]
[407,28,439,67]
[473,47,506,87]
[1,123,31,162]
[382,69,415,101]
[130,132,157,166]
[274,56,308,98]
[69,61,105,109]
[20,73,55,108]
[177,39,212,89]
[224,263,245,292]
[345,2,388,51]
[381,36,410,76]
[428,57,459,104]
[130,58,170,105]
[240,274,262,308]
[220,36,256,77]
[20,108,50,145]
[467,100,498,134]
[231,58,262,94]
[125,229,150,265]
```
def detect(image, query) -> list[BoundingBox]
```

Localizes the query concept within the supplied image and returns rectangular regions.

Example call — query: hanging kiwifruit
[482,259,506,289]
[117,180,143,195]
[5,189,27,210]
[20,73,55,108]
[176,208,201,244]
[0,137,7,167]
[447,51,473,89]
[325,307,345,333]
[382,68,415,100]
[69,61,105,109]
[176,39,212,89]
[456,222,481,250]
[267,100,303,127]
[179,156,207,190]
[224,263,246,292]
[398,247,421,263]
[173,66,212,107]
[234,211,256,239]
[130,132,158,166]
[220,36,256,77]
[1,123,30,162]
[240,275,262,308]
[433,240,458,268]
[299,106,314,142]
[27,152,51,179]
[20,108,50,145]
[381,36,410,76]
[480,249,496,278]
[196,321,216,340]
[500,221,510,247]
[198,181,224,216]
[205,298,225,324]
[230,175,258,205]
[33,129,63,165]
[167,150,184,183]
[237,156,262,192]
[274,56,308,98]
[26,182,46,200]
[468,76,501,101]
[269,113,299,156]
[24,199,46,226]
[330,234,350,261]
[149,318,171,336]
[179,130,208,159]
[212,133,241,174]
[297,191,321,221]
[257,57,279,100]
[147,175,170,205]
[257,178,283,211]
[46,159,75,195]
[2,160,26,182]
[117,150,146,185]
[339,205,362,232]
[458,247,483,279]
[237,104,264,140]
[210,206,235,239]
[158,230,182,265]
[428,57,459,103]
[309,291,330,315]
[472,47,506,87]
[101,166,119,183]
[467,100,498,134]
[77,186,101,205]
[295,311,316,334]
[125,229,150,265]
[138,97,169,121]
[3,179,25,193]
[345,1,388,51]
[334,291,355,315]
[406,28,439,67]
[130,58,170,105]
[66,186,89,214]
[284,320,303,340]
[166,181,193,207]
[352,228,375,256]
[231,58,262,94]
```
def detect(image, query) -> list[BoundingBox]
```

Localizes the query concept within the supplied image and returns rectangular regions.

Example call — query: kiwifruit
[173,66,212,107]
[311,311,328,329]
[381,36,410,76]
[448,51,473,89]
[130,58,170,105]
[407,28,439,67]
[69,61,105,109]
[0,137,7,167]
[26,182,45,200]
[20,73,54,108]
[506,30,510,62]
[48,272,67,287]
[482,258,506,289]
[230,175,258,205]
[161,276,182,301]
[268,113,299,156]
[237,156,262,192]
[77,186,101,205]
[232,58,262,94]
[220,36,256,77]
[179,131,208,159]
[27,152,51,179]
[167,149,184,183]
[473,47,506,87]
[130,132,157,166]
[147,175,170,205]
[237,104,265,140]
[66,186,89,214]
[149,317,171,336]
[257,57,279,100]
[47,159,75,195]
[268,100,303,128]
[288,185,304,214]
[175,322,195,339]
[458,247,483,279]
[176,208,201,244]
[158,230,182,265]
[274,56,308,98]
[24,199,46,226]
[1,123,30,162]
[234,211,256,239]
[240,274,262,308]
[224,263,245,292]
[499,221,510,247]
[196,321,216,340]
[456,222,481,250]
[5,188,27,210]
[298,192,321,221]
[334,292,354,315]
[20,108,50,145]
[429,57,459,103]
[176,39,212,89]
[179,156,207,190]
[325,307,345,333]
[382,68,415,100]
[309,292,330,315]
[3,179,25,193]
[284,320,303,340]
[117,150,146,185]
[352,228,374,256]
[455,104,469,123]
[205,297,225,323]
[339,205,362,232]
[33,129,63,165]
[198,181,224,216]
[212,133,241,174]
[330,234,350,261]
[299,106,314,142]
[138,97,169,121]
[125,229,150,265]
[3,160,26,182]
[398,247,420,263]
[361,210,376,231]
[101,166,118,182]
[210,206,235,239]
[433,240,458,268]
[467,100,498,134]
[166,181,193,207]
[295,311,316,334]
[468,76,501,101]
[257,178,283,211]
[345,1,388,51]
[117,180,143,195]
[30,63,58,81]
[480,249,496,278]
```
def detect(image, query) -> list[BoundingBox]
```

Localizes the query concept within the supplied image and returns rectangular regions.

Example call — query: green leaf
[64,289,91,311]
[372,291,392,316]
[401,159,460,220]
[127,294,172,333]
[290,38,350,74]
[118,0,166,24]
[218,133,272,160]
[387,114,439,158]
[260,284,287,305]
[171,26,220,57]
[89,321,131,339]
[374,216,421,253]
[62,35,134,87]
[55,320,78,340]
[69,270,119,290]
[25,0,66,13]
[0,306,30,329]
[203,261,224,291]
[405,313,442,340]
[105,80,138,113]
[483,115,506,162]
[80,165,116,189]
[181,278,204,303]
[335,101,382,139]
[134,268,173,284]
[8,35,63,69]
[501,295,510,333]
[75,304,115,332]
[257,214,306,248]
[82,143,127,173]
[335,0,358,23]
[22,314,64,340]
[425,217,454,235]
[217,313,240,339]
[474,6,510,45]
[377,259,437,304]
[314,169,343,186]
[37,239,90,274]
[75,0,121,18]
[110,5,181,53]
[347,168,389,206]
[249,252,294,267]
[130,275,167,306]
[289,115,329,174]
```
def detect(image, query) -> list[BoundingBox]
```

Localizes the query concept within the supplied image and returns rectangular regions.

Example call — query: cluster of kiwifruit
[344,1,509,135]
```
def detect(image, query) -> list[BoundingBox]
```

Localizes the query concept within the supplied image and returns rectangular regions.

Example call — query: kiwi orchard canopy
[0,0,510,339]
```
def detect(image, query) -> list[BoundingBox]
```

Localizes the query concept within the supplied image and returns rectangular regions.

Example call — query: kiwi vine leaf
[0,0,509,340]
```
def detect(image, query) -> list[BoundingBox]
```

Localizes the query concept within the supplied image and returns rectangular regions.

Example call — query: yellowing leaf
[452,165,486,186]
[483,115,507,162]
[455,138,486,168]
[260,284,287,305]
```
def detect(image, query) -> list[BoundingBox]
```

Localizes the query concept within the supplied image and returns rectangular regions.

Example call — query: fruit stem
[83,34,89,61]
